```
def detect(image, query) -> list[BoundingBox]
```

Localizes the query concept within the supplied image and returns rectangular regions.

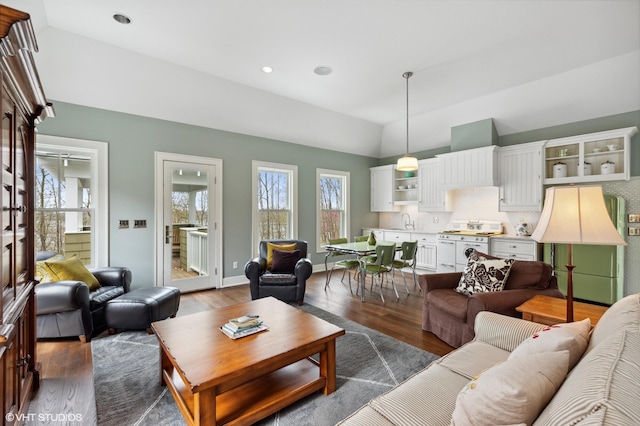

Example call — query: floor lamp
[530,185,626,322]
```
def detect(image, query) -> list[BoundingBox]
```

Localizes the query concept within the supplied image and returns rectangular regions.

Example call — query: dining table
[324,241,398,302]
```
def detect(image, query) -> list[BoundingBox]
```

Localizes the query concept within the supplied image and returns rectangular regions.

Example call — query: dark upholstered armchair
[34,252,132,342]
[244,239,313,305]
[420,256,565,348]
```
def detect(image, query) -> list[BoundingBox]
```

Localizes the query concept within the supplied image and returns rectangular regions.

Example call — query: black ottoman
[105,287,180,333]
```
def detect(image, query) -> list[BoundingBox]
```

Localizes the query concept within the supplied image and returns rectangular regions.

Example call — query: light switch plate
[628,227,640,236]
[628,214,640,223]
[119,220,129,229]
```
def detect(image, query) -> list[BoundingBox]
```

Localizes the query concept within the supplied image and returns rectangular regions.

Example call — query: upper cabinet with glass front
[543,127,637,185]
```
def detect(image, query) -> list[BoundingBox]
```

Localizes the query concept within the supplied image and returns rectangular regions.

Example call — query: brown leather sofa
[420,257,564,348]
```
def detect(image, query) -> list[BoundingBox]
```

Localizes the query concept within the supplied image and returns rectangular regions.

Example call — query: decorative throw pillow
[451,350,570,426]
[35,253,65,283]
[266,242,297,269]
[270,249,301,273]
[508,318,591,370]
[44,255,101,291]
[454,253,515,296]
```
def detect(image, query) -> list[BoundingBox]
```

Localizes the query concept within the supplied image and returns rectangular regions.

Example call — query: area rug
[92,304,439,426]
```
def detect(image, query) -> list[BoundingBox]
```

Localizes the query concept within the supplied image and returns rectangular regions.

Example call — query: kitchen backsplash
[379,186,542,236]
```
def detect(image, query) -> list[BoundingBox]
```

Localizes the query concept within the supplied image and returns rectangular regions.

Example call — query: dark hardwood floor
[28,270,453,423]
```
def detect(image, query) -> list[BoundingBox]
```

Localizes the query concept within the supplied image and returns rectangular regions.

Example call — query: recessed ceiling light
[261,66,274,74]
[314,66,332,76]
[113,13,132,24]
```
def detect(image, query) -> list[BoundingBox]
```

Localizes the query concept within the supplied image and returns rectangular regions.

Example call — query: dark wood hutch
[0,5,53,424]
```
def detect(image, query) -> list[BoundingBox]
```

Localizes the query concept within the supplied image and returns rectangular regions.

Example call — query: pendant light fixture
[396,71,418,172]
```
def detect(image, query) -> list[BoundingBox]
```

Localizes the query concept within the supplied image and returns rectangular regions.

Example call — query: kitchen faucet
[402,213,415,230]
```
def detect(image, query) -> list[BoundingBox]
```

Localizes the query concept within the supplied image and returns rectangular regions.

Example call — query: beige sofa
[338,293,640,425]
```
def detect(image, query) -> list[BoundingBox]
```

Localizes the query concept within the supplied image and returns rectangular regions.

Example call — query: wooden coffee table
[516,294,608,326]
[151,297,345,426]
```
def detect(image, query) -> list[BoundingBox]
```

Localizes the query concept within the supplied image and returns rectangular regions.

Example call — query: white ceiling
[7,0,640,158]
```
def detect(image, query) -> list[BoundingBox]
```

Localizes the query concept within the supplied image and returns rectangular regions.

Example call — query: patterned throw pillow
[454,252,515,296]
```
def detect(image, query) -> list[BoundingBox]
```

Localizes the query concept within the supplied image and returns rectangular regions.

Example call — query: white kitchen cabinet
[437,145,499,189]
[498,141,545,212]
[418,158,446,212]
[383,230,412,243]
[412,232,437,270]
[370,165,397,212]
[490,237,539,261]
[543,127,637,185]
[436,239,456,273]
[362,228,384,242]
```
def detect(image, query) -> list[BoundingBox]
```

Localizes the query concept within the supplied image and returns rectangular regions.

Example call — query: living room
[2,0,640,424]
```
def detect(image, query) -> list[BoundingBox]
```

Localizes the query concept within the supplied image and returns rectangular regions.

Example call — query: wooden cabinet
[1,6,53,423]
[437,145,499,189]
[418,158,446,212]
[370,165,396,212]
[498,141,544,212]
[490,237,539,261]
[543,127,637,184]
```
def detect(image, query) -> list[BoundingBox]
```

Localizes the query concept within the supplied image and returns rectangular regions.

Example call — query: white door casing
[154,152,222,291]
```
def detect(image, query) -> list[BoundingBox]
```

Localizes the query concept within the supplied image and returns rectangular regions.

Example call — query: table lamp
[530,185,626,322]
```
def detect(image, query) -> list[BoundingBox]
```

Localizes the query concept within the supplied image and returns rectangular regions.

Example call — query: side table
[516,295,608,326]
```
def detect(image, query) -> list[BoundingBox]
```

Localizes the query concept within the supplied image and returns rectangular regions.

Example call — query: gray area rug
[92,303,439,425]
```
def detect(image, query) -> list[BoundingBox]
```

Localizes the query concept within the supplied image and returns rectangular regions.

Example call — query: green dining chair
[392,241,418,294]
[324,237,360,292]
[357,243,397,303]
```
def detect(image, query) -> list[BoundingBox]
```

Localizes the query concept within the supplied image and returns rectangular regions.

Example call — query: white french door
[155,152,222,292]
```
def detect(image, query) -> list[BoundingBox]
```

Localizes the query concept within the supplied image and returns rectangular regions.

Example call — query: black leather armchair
[35,265,132,343]
[244,239,313,305]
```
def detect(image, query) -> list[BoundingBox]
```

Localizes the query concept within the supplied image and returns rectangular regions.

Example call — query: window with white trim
[35,135,108,267]
[317,168,350,251]
[252,161,298,252]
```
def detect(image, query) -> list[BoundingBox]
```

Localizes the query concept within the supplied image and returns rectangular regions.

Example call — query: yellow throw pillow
[266,242,297,269]
[45,255,101,291]
[35,254,65,283]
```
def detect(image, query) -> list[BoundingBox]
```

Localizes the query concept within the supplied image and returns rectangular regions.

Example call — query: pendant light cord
[403,71,413,156]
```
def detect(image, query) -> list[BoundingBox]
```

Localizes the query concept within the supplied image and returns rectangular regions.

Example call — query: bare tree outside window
[257,170,290,239]
[35,151,93,264]
[35,163,65,253]
[319,175,345,245]
[172,190,208,225]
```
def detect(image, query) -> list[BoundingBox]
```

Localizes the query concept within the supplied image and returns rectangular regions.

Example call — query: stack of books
[220,315,269,339]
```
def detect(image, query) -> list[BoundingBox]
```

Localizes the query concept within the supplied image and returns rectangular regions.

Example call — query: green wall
[37,102,640,288]
[381,110,640,177]
[36,101,379,287]
[499,110,640,176]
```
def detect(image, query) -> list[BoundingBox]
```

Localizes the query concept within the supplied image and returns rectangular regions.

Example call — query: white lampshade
[531,185,626,246]
[396,155,418,172]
